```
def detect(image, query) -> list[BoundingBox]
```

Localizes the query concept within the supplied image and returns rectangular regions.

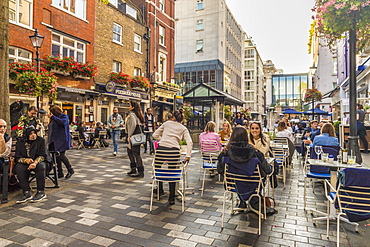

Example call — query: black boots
[65,169,74,179]
[127,169,137,175]
[131,171,144,178]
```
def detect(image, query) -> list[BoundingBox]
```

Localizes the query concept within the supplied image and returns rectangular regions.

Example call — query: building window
[113,23,122,44]
[126,4,137,19]
[134,34,142,53]
[244,60,254,69]
[9,46,32,64]
[196,40,203,53]
[245,49,254,58]
[159,54,166,82]
[9,0,33,27]
[51,33,85,63]
[244,71,254,80]
[332,57,338,75]
[159,0,164,11]
[134,67,141,76]
[197,0,203,10]
[52,0,86,19]
[112,61,121,72]
[159,26,165,46]
[196,19,203,31]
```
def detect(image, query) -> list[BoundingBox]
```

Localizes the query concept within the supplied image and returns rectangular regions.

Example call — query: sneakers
[16,191,32,204]
[31,191,47,202]
[113,151,117,156]
[65,170,75,179]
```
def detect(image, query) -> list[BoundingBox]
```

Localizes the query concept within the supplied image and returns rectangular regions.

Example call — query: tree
[0,1,9,125]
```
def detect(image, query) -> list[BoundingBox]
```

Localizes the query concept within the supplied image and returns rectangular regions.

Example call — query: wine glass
[314,145,322,161]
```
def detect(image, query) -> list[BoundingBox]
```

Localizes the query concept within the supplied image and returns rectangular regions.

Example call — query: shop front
[95,83,150,124]
[56,86,99,124]
[152,83,181,124]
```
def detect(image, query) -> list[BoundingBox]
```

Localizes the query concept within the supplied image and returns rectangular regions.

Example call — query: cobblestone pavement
[1,140,370,247]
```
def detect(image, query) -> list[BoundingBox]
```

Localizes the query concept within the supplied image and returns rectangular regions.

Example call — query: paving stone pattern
[1,140,369,246]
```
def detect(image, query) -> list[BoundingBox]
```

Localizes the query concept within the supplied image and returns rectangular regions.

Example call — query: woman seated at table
[218,122,232,142]
[308,123,339,147]
[276,121,294,143]
[217,126,271,178]
[15,128,49,203]
[249,122,270,156]
[199,121,222,152]
[76,121,88,141]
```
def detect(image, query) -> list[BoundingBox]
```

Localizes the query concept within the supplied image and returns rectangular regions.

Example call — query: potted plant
[179,139,187,153]
[110,72,131,86]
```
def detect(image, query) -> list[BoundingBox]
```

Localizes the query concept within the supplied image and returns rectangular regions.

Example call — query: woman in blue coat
[48,105,74,179]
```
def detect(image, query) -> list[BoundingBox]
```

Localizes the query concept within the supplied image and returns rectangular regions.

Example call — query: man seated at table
[0,119,12,174]
[301,120,321,157]
[15,128,48,203]
[306,123,339,148]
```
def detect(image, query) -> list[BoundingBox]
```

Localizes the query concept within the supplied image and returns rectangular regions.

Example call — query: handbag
[130,122,146,147]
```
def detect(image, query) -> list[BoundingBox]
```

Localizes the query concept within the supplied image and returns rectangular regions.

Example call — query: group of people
[0,104,74,203]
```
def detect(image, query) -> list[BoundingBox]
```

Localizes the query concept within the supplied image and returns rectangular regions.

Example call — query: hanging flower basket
[44,55,97,78]
[312,0,370,51]
[9,62,58,100]
[111,72,131,86]
[304,88,322,103]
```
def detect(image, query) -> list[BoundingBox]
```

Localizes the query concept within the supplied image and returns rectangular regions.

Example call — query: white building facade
[174,0,243,100]
[243,35,265,120]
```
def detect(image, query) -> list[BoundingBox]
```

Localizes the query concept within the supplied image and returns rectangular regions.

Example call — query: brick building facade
[9,0,96,124]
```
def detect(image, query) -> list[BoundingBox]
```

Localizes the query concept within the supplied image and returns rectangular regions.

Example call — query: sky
[225,0,315,74]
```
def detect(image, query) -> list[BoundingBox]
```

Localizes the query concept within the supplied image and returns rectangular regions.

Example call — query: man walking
[107,107,124,156]
[357,103,368,153]
[144,108,155,154]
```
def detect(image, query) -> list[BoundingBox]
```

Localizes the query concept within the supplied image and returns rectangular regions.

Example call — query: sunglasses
[0,125,6,128]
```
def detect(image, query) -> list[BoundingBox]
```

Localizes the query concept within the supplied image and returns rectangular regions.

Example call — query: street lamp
[309,65,317,121]
[29,29,44,73]
[29,29,44,109]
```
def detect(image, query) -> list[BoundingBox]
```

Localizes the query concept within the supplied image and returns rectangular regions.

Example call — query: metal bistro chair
[72,131,85,149]
[271,145,287,187]
[303,145,340,210]
[200,140,221,197]
[150,148,185,212]
[92,130,107,148]
[221,156,265,235]
[29,151,60,189]
[324,168,370,247]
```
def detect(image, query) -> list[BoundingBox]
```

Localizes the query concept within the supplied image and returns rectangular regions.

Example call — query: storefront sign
[62,87,87,94]
[115,89,141,99]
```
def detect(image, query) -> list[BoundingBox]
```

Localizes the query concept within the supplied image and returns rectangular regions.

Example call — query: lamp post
[309,65,317,121]
[29,29,44,109]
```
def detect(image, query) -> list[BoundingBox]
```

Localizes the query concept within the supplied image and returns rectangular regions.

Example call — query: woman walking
[48,105,74,179]
[152,109,193,205]
[125,101,145,178]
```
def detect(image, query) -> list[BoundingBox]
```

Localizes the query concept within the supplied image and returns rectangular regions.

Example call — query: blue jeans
[144,132,154,153]
[112,130,120,152]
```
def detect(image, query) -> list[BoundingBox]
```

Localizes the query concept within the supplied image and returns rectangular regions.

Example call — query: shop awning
[57,86,99,95]
[183,83,244,106]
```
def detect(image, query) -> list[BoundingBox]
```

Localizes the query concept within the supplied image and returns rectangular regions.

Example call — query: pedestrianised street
[1,140,370,247]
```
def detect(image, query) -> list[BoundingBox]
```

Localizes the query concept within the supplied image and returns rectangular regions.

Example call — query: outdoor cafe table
[307,159,364,231]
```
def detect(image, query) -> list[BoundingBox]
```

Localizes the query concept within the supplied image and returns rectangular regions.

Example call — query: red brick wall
[9,0,96,89]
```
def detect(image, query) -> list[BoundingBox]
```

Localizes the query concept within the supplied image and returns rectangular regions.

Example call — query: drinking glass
[348,155,356,165]
[322,153,329,162]
[314,145,322,160]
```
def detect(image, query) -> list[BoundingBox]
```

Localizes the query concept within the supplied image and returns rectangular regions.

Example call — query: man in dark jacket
[15,128,48,203]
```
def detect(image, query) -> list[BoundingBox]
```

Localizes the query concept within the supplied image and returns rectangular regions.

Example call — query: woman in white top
[249,122,270,156]
[152,109,193,205]
[276,121,295,143]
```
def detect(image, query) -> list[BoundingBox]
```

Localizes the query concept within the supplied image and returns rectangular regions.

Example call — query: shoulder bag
[130,115,146,146]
